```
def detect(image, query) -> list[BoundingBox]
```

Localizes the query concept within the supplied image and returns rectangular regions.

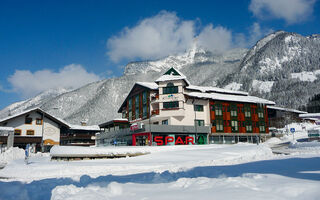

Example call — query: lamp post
[193,98,198,145]
[41,112,45,152]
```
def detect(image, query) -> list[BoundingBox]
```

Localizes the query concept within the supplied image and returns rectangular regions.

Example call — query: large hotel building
[97,67,275,146]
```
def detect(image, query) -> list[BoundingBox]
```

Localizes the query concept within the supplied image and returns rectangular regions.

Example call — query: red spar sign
[154,136,195,145]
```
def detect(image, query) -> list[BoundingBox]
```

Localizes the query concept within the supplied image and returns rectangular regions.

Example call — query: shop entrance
[132,132,151,146]
[135,135,149,146]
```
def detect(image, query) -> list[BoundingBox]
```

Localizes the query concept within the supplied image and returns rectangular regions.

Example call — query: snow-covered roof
[155,67,190,85]
[0,107,102,131]
[0,126,14,131]
[299,113,320,118]
[113,118,129,122]
[186,85,248,96]
[99,118,129,128]
[0,107,41,123]
[136,82,158,90]
[186,92,275,105]
[69,125,100,131]
[0,107,69,127]
[268,106,307,114]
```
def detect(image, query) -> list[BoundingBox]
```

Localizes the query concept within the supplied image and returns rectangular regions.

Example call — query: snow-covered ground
[0,129,320,200]
[0,144,319,200]
[0,144,274,182]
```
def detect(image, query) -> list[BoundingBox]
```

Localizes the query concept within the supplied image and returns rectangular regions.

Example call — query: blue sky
[0,0,319,109]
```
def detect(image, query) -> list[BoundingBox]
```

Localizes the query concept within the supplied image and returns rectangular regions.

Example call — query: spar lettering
[154,136,195,145]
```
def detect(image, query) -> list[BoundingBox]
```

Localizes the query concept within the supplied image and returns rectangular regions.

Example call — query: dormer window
[163,82,178,94]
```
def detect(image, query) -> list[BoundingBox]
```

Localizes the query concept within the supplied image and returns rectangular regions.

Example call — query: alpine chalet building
[96,67,275,146]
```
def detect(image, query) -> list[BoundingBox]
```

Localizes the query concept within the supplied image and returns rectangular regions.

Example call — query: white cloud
[197,24,233,53]
[249,0,316,24]
[107,11,236,62]
[107,11,275,62]
[107,11,195,62]
[8,64,101,98]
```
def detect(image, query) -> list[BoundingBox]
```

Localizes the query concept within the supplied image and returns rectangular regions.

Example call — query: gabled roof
[0,107,70,127]
[186,92,275,105]
[155,67,190,85]
[117,82,158,113]
[0,107,102,130]
[186,85,248,96]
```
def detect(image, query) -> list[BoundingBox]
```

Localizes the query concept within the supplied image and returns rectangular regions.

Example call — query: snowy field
[0,141,319,200]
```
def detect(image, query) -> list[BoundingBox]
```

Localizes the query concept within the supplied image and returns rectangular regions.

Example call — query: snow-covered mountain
[220,31,320,109]
[0,88,69,119]
[0,44,246,125]
[1,31,319,125]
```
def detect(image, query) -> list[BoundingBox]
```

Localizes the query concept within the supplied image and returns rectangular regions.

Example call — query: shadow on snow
[0,157,320,200]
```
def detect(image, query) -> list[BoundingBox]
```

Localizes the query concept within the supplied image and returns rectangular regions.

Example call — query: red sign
[154,136,194,145]
[130,124,139,131]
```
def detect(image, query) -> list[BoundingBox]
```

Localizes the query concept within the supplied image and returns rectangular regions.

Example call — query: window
[215,104,223,116]
[195,120,204,126]
[26,130,35,135]
[245,121,252,132]
[135,108,139,119]
[259,125,265,132]
[14,129,21,136]
[142,91,147,104]
[25,116,32,124]
[244,106,251,118]
[135,95,140,119]
[143,105,147,118]
[259,122,265,132]
[162,120,168,125]
[216,119,223,131]
[258,112,264,118]
[194,105,204,112]
[258,107,264,118]
[231,120,238,131]
[128,98,132,120]
[36,118,43,125]
[163,101,179,109]
[231,110,237,117]
[163,82,178,94]
[142,91,148,118]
